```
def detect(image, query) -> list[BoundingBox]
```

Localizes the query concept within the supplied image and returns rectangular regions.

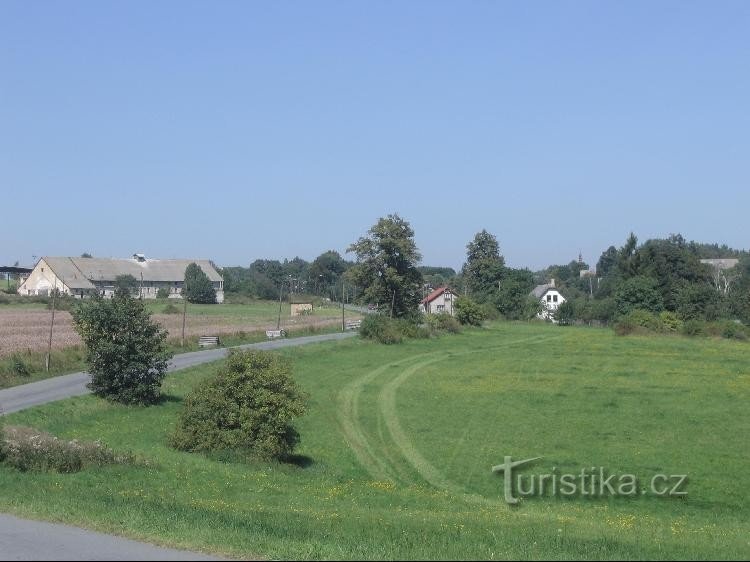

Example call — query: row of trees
[544,233,750,325]
[221,252,352,301]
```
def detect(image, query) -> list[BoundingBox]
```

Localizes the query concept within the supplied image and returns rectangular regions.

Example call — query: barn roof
[40,256,222,288]
[421,286,456,305]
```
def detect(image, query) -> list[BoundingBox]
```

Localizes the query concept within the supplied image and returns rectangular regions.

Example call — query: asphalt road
[0,330,356,560]
[0,331,356,415]
[0,514,224,561]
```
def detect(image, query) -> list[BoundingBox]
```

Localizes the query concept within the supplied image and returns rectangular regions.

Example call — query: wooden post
[45,279,59,372]
[276,279,284,331]
[181,293,187,347]
[341,279,345,332]
[390,289,396,318]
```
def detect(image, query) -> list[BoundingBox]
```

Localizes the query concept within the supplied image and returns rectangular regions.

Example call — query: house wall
[18,259,71,296]
[422,291,457,316]
[539,289,566,321]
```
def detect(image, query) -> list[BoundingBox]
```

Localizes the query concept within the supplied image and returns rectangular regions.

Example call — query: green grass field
[1,323,748,559]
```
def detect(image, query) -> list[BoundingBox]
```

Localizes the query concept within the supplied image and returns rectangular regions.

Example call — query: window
[547,294,552,302]
[553,294,558,303]
[436,305,445,312]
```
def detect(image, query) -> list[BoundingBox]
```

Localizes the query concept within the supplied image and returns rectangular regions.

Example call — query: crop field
[0,300,352,359]
[1,322,748,559]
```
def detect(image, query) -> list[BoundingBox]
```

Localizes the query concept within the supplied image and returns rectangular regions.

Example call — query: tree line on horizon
[216,215,750,327]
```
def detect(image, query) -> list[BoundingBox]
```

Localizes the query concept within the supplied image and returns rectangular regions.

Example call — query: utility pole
[277,278,285,330]
[181,292,188,347]
[341,278,345,332]
[140,272,144,299]
[46,277,60,372]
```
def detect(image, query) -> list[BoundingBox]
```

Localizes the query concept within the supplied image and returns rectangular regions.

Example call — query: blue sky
[2,1,748,271]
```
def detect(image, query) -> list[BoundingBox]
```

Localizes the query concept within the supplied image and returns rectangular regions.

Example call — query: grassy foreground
[1,323,748,559]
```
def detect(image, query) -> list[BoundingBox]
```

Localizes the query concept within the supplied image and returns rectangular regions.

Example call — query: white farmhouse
[419,286,458,315]
[530,279,566,321]
[18,254,224,302]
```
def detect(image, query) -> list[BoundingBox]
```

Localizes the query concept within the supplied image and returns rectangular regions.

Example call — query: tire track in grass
[377,335,562,503]
[336,353,432,482]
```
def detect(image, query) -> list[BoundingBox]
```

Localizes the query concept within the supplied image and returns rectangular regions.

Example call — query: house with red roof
[419,286,458,316]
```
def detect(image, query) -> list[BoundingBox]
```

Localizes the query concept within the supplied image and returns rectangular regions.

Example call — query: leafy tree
[614,276,664,316]
[347,214,423,318]
[555,299,576,325]
[462,230,505,301]
[596,246,618,278]
[184,263,217,304]
[72,292,171,404]
[114,274,139,296]
[454,297,485,326]
[80,252,93,258]
[309,250,348,295]
[170,350,307,460]
[494,268,535,319]
[156,286,170,299]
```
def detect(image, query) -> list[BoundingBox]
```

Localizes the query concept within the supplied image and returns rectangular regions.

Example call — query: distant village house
[18,254,224,302]
[419,286,458,315]
[530,279,566,321]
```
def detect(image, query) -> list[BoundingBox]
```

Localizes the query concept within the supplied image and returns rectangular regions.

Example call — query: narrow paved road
[0,331,355,415]
[0,331,356,560]
[0,514,224,561]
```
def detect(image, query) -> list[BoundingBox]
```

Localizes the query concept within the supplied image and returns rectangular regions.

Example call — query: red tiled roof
[421,286,453,305]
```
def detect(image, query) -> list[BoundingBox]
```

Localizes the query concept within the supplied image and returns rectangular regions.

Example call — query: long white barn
[18,254,224,302]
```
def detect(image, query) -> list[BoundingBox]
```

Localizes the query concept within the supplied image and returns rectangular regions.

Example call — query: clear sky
[2,1,748,271]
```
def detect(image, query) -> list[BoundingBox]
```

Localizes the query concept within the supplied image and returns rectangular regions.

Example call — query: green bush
[170,350,307,461]
[359,314,404,344]
[72,293,172,405]
[425,313,461,334]
[480,303,501,321]
[614,309,661,336]
[454,297,486,326]
[1,426,135,473]
[659,311,684,333]
[156,287,170,299]
[682,319,706,337]
[721,321,748,341]
[555,300,576,325]
[396,318,432,339]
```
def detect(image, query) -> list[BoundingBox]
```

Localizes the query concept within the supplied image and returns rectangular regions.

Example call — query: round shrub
[359,314,403,344]
[659,311,684,333]
[681,319,705,337]
[425,313,461,334]
[721,321,748,341]
[454,297,486,326]
[170,350,307,461]
[614,309,661,336]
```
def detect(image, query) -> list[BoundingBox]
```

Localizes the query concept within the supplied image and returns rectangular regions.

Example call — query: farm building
[419,286,458,315]
[530,279,566,321]
[18,254,224,302]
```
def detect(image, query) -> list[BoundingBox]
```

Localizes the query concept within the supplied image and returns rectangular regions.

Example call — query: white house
[18,254,224,302]
[419,286,458,315]
[530,279,566,321]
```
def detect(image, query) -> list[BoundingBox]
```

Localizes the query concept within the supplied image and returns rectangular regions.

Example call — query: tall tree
[309,250,348,295]
[347,214,423,317]
[184,263,217,304]
[462,230,505,301]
